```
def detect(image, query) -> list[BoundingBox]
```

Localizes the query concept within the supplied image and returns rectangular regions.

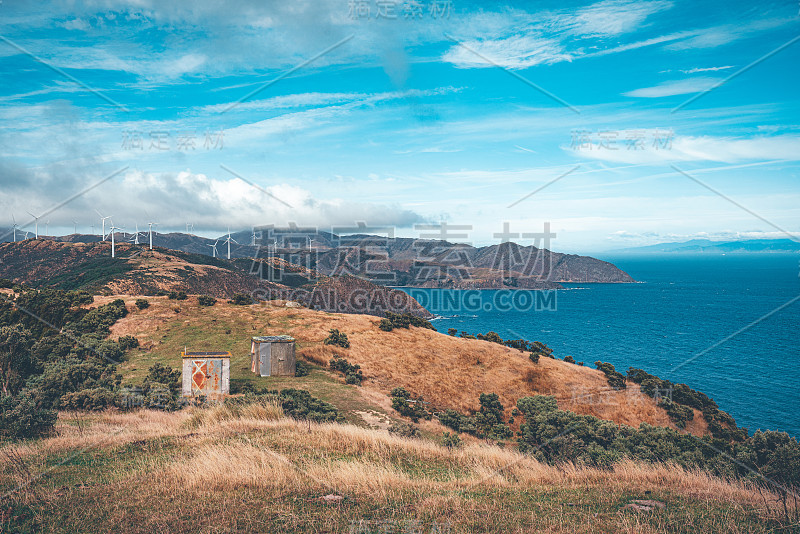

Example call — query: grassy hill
[103,294,705,434]
[0,240,429,317]
[0,407,788,533]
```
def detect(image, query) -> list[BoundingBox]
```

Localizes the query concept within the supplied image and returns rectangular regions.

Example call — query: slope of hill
[106,295,707,435]
[0,407,784,533]
[0,240,429,317]
[2,229,635,287]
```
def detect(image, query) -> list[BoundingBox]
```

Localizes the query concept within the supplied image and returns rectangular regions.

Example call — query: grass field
[104,294,706,436]
[0,407,790,533]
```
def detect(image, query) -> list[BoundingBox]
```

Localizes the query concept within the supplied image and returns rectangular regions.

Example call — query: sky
[0,0,798,252]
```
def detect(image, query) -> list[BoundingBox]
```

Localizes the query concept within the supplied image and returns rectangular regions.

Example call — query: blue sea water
[399,254,800,437]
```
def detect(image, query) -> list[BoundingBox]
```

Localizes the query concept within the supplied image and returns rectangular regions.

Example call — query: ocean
[399,254,800,437]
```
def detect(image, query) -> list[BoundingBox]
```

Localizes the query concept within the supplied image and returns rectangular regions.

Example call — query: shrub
[388,422,420,438]
[564,355,575,364]
[143,363,181,395]
[294,360,310,377]
[323,328,350,348]
[595,361,626,390]
[168,291,187,300]
[117,335,139,351]
[378,312,435,332]
[660,400,694,429]
[0,389,57,439]
[135,298,150,310]
[0,278,13,289]
[529,352,540,364]
[476,331,503,344]
[390,386,411,399]
[475,393,505,437]
[279,388,343,422]
[330,357,362,385]
[198,295,217,307]
[390,392,432,423]
[229,293,254,305]
[437,408,477,435]
[447,328,457,336]
[60,387,116,411]
[441,432,462,449]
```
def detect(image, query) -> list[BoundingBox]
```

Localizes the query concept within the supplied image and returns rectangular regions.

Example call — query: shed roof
[181,351,232,358]
[252,335,295,343]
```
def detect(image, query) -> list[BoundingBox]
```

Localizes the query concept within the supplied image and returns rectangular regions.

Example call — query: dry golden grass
[1,408,787,534]
[107,296,707,435]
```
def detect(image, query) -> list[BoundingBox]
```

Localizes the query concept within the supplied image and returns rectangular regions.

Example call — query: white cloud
[623,77,722,97]
[681,66,734,74]
[567,133,800,164]
[442,35,573,69]
[566,0,672,37]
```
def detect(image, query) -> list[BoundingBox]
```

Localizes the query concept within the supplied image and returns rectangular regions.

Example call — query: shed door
[191,359,208,395]
[206,359,222,393]
[191,359,223,395]
[259,343,271,376]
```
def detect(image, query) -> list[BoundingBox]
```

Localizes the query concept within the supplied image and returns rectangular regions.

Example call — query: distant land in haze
[611,238,800,254]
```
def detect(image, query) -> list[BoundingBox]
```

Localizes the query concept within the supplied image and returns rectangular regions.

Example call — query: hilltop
[0,240,429,317]
[1,229,636,288]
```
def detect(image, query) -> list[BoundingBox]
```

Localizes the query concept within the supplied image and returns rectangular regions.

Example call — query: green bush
[279,388,343,422]
[389,389,432,423]
[59,387,116,411]
[229,293,254,305]
[0,389,57,439]
[661,400,694,429]
[447,328,457,336]
[441,431,462,449]
[476,331,503,344]
[168,291,187,300]
[294,360,311,377]
[117,335,139,351]
[378,312,435,332]
[437,408,477,435]
[529,352,540,364]
[388,422,420,438]
[198,295,217,307]
[143,363,181,395]
[564,355,576,364]
[390,386,411,399]
[330,357,362,385]
[323,328,350,348]
[595,361,626,390]
[135,298,150,310]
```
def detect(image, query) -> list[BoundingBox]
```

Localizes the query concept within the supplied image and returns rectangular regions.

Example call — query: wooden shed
[251,336,296,377]
[181,351,231,399]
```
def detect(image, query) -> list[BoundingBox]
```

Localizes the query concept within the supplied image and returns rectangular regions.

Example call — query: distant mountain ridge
[0,240,431,318]
[0,228,635,287]
[614,238,800,254]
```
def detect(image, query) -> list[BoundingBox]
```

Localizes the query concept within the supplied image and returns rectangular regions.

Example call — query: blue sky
[0,0,798,252]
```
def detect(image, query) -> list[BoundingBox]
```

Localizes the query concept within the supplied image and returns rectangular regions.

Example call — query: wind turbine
[96,210,112,241]
[129,223,143,245]
[108,225,123,258]
[72,220,78,234]
[11,215,18,242]
[186,222,194,234]
[26,211,40,239]
[208,240,219,258]
[45,220,49,236]
[147,222,158,250]
[225,228,238,260]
